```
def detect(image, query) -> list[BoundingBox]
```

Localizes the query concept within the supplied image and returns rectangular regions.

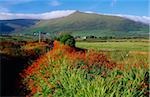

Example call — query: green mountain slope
[23,11,149,37]
[0,19,39,34]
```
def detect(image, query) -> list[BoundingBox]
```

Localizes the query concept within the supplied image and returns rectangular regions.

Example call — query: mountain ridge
[0,11,149,38]
[0,19,40,34]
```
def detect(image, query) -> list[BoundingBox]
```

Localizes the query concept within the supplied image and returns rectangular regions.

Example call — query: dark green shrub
[58,34,75,47]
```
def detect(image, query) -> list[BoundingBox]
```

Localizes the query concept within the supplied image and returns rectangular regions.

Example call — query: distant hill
[23,11,149,37]
[0,11,149,38]
[0,19,39,34]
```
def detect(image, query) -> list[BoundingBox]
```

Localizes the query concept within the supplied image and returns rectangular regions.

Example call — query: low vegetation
[0,41,50,57]
[1,35,149,96]
[20,40,149,97]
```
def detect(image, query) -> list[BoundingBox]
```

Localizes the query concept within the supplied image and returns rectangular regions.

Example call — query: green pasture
[76,41,149,52]
[76,41,149,65]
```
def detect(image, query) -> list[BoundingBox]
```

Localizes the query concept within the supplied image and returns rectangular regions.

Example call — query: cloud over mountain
[0,10,149,24]
[113,14,150,25]
[0,10,76,20]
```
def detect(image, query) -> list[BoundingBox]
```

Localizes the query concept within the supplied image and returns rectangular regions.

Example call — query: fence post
[39,31,41,43]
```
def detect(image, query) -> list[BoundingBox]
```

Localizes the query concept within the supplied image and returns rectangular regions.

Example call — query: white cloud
[49,0,61,6]
[104,13,150,24]
[40,10,76,19]
[115,14,150,24]
[0,10,76,20]
[84,11,95,14]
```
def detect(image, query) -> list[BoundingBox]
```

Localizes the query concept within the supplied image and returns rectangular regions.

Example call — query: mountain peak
[74,10,81,13]
[68,11,90,17]
[70,10,83,15]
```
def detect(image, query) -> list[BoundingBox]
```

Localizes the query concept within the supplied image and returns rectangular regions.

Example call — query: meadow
[76,41,149,51]
[77,41,149,65]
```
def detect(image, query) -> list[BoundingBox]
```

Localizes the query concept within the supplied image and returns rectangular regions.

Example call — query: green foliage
[33,60,148,97]
[58,34,75,47]
[34,48,41,55]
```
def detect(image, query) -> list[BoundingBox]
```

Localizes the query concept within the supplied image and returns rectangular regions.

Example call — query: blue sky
[0,0,149,16]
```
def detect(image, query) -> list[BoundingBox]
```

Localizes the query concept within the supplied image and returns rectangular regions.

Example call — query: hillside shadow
[0,53,37,96]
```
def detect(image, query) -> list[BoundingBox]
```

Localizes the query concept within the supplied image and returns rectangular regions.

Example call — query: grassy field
[77,41,149,66]
[76,41,149,51]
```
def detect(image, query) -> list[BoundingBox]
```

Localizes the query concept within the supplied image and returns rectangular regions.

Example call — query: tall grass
[36,64,147,97]
[20,41,149,97]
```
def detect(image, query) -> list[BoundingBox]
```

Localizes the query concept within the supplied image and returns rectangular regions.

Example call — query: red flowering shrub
[20,40,118,96]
